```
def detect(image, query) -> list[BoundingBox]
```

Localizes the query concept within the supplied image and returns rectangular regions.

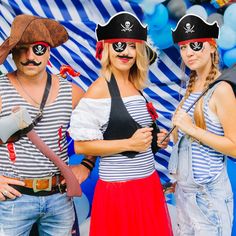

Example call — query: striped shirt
[69,95,155,182]
[179,89,224,184]
[0,74,72,178]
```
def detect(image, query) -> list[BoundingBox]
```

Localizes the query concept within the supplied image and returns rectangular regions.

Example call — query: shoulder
[214,81,235,98]
[84,77,110,99]
[72,83,85,109]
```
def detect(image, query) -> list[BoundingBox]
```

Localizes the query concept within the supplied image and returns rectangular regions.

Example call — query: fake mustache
[117,55,133,60]
[20,60,42,66]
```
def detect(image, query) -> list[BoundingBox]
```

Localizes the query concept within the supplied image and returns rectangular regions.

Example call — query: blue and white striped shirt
[179,90,224,184]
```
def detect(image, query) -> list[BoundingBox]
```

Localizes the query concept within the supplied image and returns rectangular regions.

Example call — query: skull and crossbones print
[112,42,127,52]
[32,44,47,55]
[190,42,203,51]
[121,21,133,32]
[184,23,195,33]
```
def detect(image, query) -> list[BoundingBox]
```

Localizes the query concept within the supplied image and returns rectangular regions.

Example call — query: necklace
[16,76,43,106]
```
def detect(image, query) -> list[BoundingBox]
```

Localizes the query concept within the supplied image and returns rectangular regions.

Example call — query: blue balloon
[144,4,169,30]
[224,3,236,32]
[218,25,236,50]
[149,19,176,49]
[223,47,236,67]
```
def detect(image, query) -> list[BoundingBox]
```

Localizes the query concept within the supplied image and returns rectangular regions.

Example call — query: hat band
[34,41,50,47]
[178,38,216,46]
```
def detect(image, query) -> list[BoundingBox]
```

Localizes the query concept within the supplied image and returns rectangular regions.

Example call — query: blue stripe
[55,0,72,20]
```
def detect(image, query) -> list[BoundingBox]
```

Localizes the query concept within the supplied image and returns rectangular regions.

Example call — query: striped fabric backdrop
[0,0,186,185]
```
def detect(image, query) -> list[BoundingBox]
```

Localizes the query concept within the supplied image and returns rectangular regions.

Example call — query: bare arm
[74,127,153,157]
[173,82,236,157]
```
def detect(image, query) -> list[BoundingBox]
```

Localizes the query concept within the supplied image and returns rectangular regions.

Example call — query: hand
[60,165,91,185]
[0,176,25,201]
[129,127,153,152]
[172,109,196,135]
[157,129,169,149]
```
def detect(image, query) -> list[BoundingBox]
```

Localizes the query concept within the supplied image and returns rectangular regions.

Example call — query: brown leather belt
[9,175,64,192]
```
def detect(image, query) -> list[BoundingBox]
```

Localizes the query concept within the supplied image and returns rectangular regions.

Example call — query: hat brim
[0,37,18,65]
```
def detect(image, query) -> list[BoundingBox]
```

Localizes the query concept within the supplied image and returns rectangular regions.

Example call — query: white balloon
[186,5,208,20]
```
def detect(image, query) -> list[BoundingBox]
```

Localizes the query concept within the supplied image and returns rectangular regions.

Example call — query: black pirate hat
[95,11,157,64]
[172,14,219,44]
[96,12,147,42]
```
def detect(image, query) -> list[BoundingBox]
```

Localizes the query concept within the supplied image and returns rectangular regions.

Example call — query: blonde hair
[99,41,149,90]
[172,46,220,143]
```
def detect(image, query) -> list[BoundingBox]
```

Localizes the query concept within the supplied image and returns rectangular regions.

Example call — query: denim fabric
[169,135,233,236]
[0,193,75,236]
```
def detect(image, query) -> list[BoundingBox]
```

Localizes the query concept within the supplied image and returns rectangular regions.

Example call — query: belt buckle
[33,176,52,192]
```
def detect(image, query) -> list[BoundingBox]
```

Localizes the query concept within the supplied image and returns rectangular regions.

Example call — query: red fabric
[89,171,173,236]
[7,143,16,163]
[178,38,216,46]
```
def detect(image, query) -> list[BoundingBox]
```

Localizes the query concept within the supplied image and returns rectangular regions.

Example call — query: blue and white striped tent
[1,0,236,235]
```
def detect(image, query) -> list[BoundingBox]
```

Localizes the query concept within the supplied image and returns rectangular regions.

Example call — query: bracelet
[81,161,93,171]
[82,158,95,167]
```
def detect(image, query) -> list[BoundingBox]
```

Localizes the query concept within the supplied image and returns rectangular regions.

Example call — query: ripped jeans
[169,136,233,236]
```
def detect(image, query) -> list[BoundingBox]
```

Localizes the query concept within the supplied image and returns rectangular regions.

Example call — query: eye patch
[189,42,203,51]
[32,44,47,55]
[112,42,127,52]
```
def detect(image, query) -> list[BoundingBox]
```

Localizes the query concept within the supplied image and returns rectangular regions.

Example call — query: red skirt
[89,171,173,236]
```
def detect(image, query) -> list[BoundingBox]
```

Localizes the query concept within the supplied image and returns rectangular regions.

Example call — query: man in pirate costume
[68,12,173,236]
[0,14,95,235]
[169,14,236,235]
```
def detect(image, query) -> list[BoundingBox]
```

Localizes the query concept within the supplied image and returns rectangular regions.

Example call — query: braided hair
[172,48,219,143]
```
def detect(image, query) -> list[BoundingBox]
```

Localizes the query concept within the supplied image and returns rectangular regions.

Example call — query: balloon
[186,5,208,20]
[224,3,236,32]
[167,0,187,20]
[217,25,236,50]
[149,20,176,49]
[207,13,224,27]
[144,4,169,30]
[74,193,90,225]
[141,0,167,15]
[223,47,236,67]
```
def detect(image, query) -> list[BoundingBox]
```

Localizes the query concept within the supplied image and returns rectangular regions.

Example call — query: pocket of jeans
[176,145,189,181]
[195,193,220,226]
[225,195,233,227]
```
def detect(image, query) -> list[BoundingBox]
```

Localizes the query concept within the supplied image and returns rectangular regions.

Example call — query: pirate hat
[96,12,147,42]
[172,14,219,44]
[0,14,68,64]
[95,11,157,64]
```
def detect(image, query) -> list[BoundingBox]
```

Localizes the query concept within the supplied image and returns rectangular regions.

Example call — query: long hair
[99,41,149,90]
[172,45,220,143]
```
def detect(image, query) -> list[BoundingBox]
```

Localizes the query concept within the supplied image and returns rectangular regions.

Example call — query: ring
[2,190,8,196]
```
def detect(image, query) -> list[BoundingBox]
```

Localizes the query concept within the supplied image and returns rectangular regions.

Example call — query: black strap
[107,74,121,97]
[32,73,52,125]
[6,73,52,143]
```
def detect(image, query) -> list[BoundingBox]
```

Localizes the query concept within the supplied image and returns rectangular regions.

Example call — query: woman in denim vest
[169,14,236,235]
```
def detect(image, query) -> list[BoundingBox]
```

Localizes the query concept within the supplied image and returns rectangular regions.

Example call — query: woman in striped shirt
[69,12,173,236]
[170,14,236,236]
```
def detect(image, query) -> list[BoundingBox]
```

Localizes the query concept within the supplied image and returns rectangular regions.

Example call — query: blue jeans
[0,193,75,236]
[169,135,233,236]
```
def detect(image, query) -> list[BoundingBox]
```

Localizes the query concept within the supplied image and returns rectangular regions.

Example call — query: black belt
[10,184,67,196]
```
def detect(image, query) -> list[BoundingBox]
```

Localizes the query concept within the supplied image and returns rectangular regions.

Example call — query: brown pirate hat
[0,14,68,64]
